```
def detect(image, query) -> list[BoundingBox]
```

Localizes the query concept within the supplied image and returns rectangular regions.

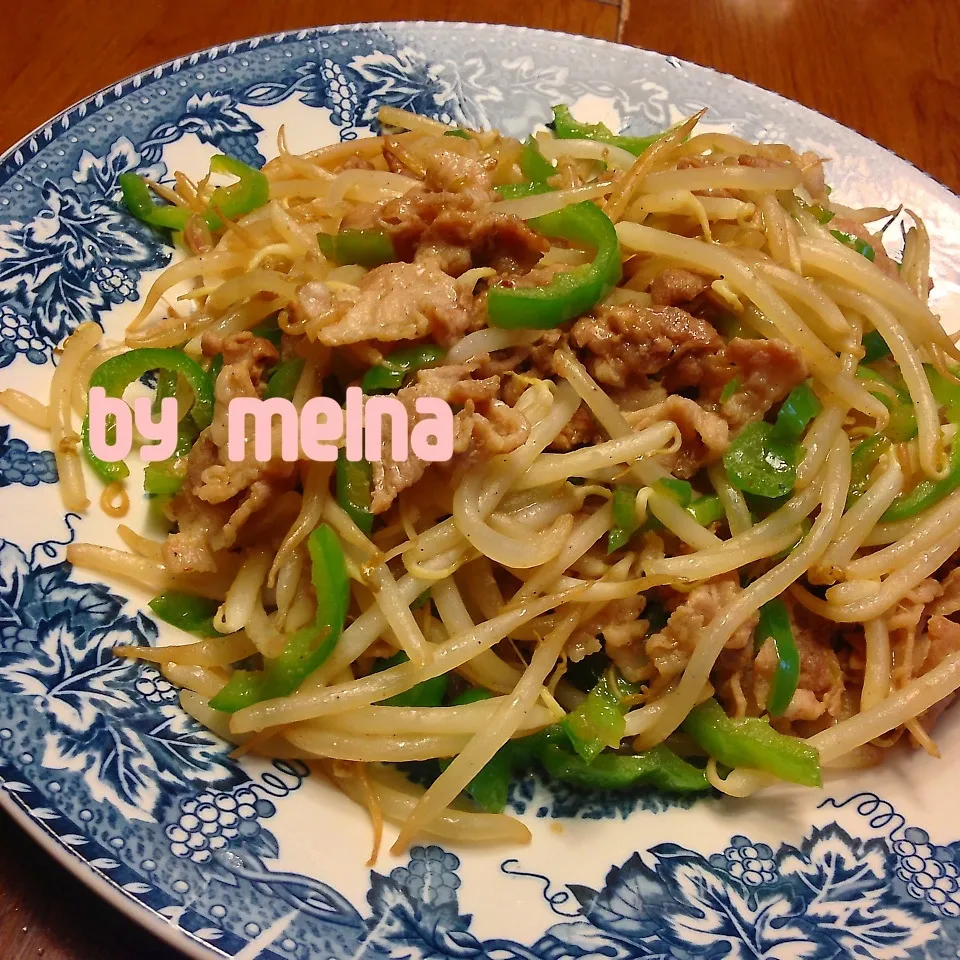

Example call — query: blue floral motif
[895,829,960,919]
[0,539,238,821]
[0,137,169,368]
[366,846,482,960]
[709,836,778,887]
[532,825,941,960]
[0,425,57,488]
[167,785,278,867]
[348,46,502,130]
[243,60,361,132]
[177,92,265,167]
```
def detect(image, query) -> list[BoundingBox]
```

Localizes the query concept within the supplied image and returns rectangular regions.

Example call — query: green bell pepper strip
[493,139,556,199]
[563,672,635,762]
[753,599,800,717]
[82,348,214,484]
[265,358,305,401]
[204,154,269,230]
[881,439,960,522]
[443,129,471,140]
[251,315,283,350]
[856,367,917,442]
[153,369,178,416]
[925,364,960,423]
[687,494,725,526]
[550,104,663,157]
[607,483,640,553]
[487,201,622,329]
[318,229,397,268]
[520,137,556,182]
[143,408,198,494]
[142,412,199,497]
[719,376,741,404]
[437,688,517,813]
[371,651,449,707]
[361,345,446,393]
[655,476,694,506]
[494,182,555,200]
[208,352,224,383]
[830,229,876,262]
[120,155,268,235]
[797,198,835,225]
[412,589,431,610]
[847,434,890,505]
[143,458,187,496]
[118,172,192,231]
[148,592,221,638]
[336,450,373,535]
[681,698,822,787]
[723,421,799,498]
[773,382,821,443]
[861,329,891,364]
[208,524,349,712]
[537,727,710,792]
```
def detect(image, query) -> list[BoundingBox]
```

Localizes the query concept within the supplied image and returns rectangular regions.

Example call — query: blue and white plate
[3,22,960,960]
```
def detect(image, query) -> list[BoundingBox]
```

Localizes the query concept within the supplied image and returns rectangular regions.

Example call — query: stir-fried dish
[5,102,960,856]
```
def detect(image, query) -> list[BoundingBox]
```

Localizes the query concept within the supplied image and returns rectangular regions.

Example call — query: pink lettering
[227,397,299,463]
[87,387,133,461]
[133,396,178,462]
[344,386,364,461]
[300,397,344,461]
[363,396,409,462]
[411,397,455,462]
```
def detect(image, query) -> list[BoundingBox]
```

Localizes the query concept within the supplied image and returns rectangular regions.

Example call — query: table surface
[1,1,958,957]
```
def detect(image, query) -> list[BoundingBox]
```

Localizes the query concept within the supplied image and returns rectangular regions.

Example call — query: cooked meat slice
[315,258,460,346]
[415,241,473,277]
[737,153,787,170]
[163,332,296,573]
[649,268,710,307]
[549,404,604,452]
[646,575,757,683]
[921,614,960,673]
[562,594,648,679]
[702,337,808,430]
[525,328,569,379]
[751,599,844,724]
[571,303,723,390]
[589,596,648,682]
[624,395,729,479]
[931,568,960,619]
[196,331,295,504]
[418,207,549,274]
[913,615,960,733]
[361,188,479,258]
[421,142,497,199]
[369,363,529,514]
[294,281,335,331]
[162,432,231,575]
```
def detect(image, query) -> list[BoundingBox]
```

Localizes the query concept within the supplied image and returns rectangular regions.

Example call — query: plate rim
[1,18,958,960]
[1,19,957,204]
[0,782,216,959]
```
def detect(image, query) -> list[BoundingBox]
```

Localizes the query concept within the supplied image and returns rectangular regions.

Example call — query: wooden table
[0,2,957,958]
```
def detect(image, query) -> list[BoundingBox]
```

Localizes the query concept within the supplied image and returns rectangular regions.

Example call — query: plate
[3,21,960,960]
